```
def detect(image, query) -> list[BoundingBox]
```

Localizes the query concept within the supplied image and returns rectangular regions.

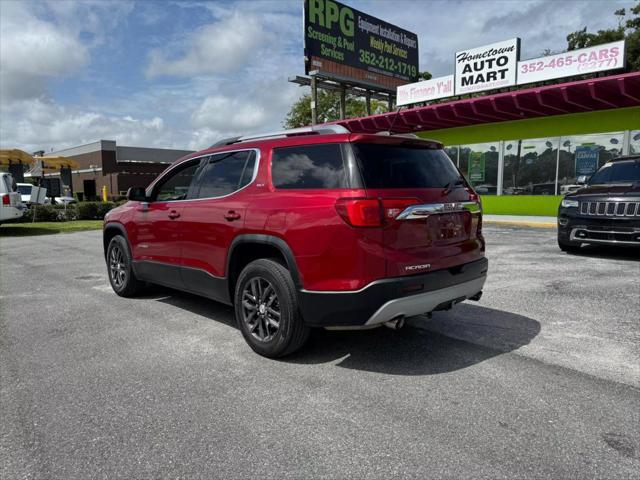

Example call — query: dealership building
[40,141,193,200]
[338,71,639,200]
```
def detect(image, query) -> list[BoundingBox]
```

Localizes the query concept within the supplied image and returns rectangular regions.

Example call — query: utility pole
[310,71,318,125]
[339,85,346,120]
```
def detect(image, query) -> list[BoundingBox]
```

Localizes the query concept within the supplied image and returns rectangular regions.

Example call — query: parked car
[103,125,488,357]
[45,196,77,205]
[558,155,640,252]
[0,172,24,224]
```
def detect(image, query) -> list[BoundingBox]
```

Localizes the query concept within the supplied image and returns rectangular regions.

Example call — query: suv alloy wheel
[234,259,309,358]
[107,235,144,297]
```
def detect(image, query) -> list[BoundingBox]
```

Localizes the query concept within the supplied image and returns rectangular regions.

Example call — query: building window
[558,132,624,192]
[503,138,558,195]
[458,142,499,195]
[630,130,640,155]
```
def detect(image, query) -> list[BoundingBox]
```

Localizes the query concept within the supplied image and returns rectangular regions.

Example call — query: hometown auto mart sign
[397,39,626,106]
[455,38,520,95]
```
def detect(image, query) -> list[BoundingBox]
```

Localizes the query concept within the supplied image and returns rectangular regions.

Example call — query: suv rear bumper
[298,257,488,327]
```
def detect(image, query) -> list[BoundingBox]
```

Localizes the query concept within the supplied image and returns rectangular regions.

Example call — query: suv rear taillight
[335,198,419,227]
[2,194,9,205]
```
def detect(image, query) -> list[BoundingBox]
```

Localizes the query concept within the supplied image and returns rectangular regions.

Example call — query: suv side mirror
[127,187,148,202]
[576,175,589,185]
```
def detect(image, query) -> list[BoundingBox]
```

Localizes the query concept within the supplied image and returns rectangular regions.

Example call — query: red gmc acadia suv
[103,125,487,357]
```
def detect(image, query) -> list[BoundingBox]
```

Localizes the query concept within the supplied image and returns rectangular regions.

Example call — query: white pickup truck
[0,172,24,224]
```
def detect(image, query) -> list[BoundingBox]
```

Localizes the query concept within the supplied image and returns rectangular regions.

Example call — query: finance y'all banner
[397,75,454,106]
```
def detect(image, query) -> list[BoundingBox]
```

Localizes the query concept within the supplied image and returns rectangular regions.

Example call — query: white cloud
[0,98,170,152]
[369,0,628,76]
[1,0,629,156]
[146,12,274,77]
[0,1,89,102]
[191,96,268,130]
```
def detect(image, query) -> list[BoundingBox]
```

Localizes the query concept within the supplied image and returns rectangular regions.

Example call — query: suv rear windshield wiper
[442,178,465,195]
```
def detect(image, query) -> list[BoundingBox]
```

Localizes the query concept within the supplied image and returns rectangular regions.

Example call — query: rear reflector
[336,197,419,227]
[1,194,9,205]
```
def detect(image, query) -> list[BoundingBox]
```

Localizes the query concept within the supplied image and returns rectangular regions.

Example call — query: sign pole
[339,85,346,120]
[387,94,393,112]
[365,91,371,116]
[310,74,318,125]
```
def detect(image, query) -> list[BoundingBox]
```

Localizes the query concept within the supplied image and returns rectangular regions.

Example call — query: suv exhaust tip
[468,290,483,301]
[384,316,405,330]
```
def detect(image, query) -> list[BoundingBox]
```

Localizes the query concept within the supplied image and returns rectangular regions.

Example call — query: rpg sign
[455,38,520,95]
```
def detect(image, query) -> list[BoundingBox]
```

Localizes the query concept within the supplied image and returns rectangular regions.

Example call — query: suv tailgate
[352,142,484,277]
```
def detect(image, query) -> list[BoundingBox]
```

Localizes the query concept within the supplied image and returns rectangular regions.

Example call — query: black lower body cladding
[298,257,488,327]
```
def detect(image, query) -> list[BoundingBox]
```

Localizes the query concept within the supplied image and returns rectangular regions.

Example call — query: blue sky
[0,0,630,153]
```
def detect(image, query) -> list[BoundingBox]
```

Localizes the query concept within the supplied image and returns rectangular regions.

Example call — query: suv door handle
[224,211,241,221]
[168,210,180,219]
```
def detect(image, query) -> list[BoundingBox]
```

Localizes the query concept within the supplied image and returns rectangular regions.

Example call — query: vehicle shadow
[287,304,540,375]
[154,290,540,376]
[567,245,640,262]
[0,226,61,236]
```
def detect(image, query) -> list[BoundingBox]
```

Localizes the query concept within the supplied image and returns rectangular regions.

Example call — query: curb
[484,220,557,229]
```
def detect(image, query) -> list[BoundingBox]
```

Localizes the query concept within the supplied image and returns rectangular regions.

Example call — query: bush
[19,205,58,222]
[76,202,98,220]
[96,202,116,219]
[18,201,118,222]
[76,201,116,220]
[54,204,79,221]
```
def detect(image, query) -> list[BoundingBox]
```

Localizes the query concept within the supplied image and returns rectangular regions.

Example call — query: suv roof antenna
[387,105,407,135]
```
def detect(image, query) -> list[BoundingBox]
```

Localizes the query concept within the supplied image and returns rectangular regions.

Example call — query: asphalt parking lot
[1,225,639,479]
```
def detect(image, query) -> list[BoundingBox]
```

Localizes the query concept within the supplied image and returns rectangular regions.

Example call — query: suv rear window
[271,144,348,189]
[352,144,462,189]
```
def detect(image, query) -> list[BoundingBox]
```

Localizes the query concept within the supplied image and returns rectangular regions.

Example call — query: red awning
[333,71,640,134]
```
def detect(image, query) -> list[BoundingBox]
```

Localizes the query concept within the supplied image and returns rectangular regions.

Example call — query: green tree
[283,90,389,128]
[283,71,431,128]
[566,1,639,71]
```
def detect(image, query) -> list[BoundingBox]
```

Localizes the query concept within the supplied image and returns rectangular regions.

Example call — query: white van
[0,172,24,223]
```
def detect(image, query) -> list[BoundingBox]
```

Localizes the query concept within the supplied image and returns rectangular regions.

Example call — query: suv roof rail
[210,136,242,147]
[209,124,350,148]
[375,132,420,139]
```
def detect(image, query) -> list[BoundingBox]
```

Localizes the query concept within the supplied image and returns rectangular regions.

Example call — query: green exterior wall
[417,107,638,215]
[418,107,639,146]
[480,195,562,216]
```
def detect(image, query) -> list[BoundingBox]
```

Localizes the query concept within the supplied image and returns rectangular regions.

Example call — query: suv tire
[107,235,144,297]
[558,237,581,253]
[234,259,310,358]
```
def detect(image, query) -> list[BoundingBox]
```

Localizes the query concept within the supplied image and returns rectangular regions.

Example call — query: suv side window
[191,150,256,199]
[153,160,201,202]
[271,144,348,189]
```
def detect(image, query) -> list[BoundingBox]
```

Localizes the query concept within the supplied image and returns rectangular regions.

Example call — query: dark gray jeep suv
[558,155,640,252]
